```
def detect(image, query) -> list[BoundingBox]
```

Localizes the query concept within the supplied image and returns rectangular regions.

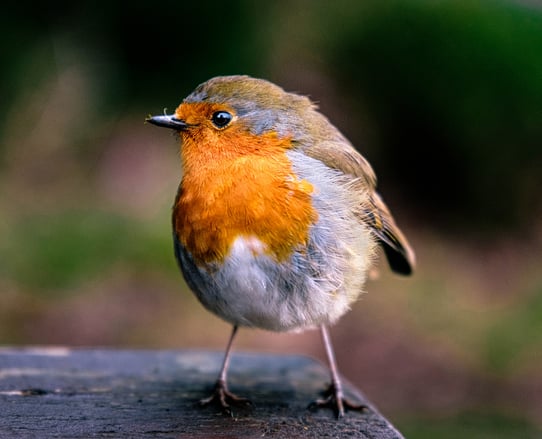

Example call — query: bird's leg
[310,325,366,418]
[199,325,251,414]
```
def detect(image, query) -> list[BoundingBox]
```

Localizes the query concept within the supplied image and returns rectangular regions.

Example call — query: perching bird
[147,75,415,418]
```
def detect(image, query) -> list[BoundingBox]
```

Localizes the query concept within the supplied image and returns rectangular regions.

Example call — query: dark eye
[211,111,233,129]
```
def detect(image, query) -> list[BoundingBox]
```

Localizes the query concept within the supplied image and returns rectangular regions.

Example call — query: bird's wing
[303,139,415,275]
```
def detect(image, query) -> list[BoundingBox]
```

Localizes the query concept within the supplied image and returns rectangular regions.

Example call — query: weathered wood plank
[0,348,403,438]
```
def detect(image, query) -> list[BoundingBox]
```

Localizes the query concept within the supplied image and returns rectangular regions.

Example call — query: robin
[147,75,415,418]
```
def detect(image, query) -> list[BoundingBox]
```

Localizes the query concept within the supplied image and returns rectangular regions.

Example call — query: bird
[146,75,415,418]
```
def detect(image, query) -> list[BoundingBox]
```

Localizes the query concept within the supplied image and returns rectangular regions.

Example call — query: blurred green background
[1,0,541,437]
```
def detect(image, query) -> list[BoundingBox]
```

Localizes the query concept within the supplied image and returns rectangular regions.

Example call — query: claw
[309,383,366,418]
[199,379,252,415]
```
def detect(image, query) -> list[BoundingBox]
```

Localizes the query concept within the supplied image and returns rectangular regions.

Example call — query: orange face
[172,102,318,266]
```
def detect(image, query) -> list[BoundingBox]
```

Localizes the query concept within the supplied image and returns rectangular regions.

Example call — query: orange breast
[173,128,318,265]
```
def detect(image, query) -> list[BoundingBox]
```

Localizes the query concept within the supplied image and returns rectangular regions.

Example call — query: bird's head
[146,75,328,153]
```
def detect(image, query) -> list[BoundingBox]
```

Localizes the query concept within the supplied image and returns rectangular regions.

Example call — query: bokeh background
[1,0,542,437]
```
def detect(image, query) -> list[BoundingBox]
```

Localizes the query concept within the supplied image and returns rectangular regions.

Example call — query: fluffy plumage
[147,75,415,417]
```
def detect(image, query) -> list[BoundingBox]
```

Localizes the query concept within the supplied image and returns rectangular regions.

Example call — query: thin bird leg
[199,325,251,413]
[311,324,366,418]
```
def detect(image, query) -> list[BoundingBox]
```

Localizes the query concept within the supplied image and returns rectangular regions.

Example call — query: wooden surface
[0,348,404,438]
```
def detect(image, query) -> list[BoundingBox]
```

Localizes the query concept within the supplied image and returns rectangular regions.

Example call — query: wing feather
[301,138,415,275]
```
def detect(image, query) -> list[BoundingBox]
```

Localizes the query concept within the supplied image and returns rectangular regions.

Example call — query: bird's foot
[199,379,252,415]
[309,383,367,419]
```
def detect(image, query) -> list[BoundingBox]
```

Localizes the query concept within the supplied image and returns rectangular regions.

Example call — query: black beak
[146,114,189,130]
